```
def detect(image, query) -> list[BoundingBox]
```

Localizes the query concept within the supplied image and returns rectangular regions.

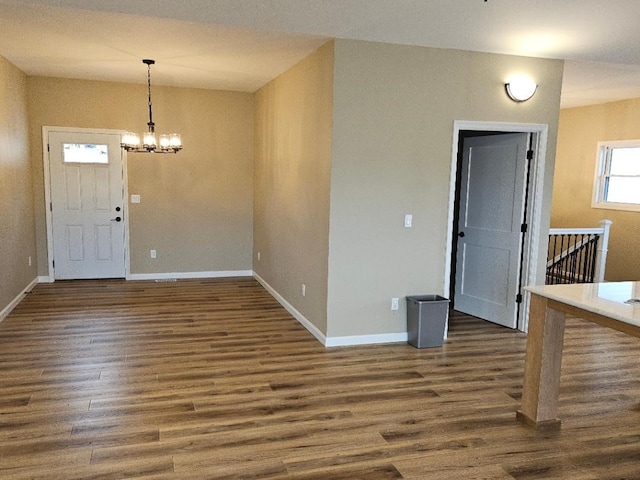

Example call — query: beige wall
[552,99,640,281]
[253,42,334,335]
[27,77,254,276]
[327,40,564,338]
[0,55,37,312]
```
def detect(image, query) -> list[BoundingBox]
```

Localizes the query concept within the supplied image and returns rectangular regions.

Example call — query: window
[63,143,109,164]
[593,140,640,211]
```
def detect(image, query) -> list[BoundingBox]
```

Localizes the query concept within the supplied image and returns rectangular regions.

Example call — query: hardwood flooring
[1,277,640,479]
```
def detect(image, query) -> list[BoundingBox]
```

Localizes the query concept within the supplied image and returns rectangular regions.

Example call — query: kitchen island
[518,282,640,428]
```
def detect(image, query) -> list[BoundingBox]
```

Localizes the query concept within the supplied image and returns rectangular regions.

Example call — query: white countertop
[525,282,640,326]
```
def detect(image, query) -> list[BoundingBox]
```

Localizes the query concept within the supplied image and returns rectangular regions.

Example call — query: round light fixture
[505,77,538,102]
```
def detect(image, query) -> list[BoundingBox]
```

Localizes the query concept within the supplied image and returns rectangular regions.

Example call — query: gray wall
[327,40,564,338]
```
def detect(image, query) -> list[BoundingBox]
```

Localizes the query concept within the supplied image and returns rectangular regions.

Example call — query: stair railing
[546,220,612,285]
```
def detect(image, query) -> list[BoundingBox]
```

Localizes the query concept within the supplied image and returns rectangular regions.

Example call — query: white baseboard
[0,277,39,323]
[325,332,408,348]
[38,275,53,283]
[252,271,409,348]
[128,270,253,281]
[253,271,327,345]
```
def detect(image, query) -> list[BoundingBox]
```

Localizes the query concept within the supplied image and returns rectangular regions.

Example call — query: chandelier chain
[147,61,154,132]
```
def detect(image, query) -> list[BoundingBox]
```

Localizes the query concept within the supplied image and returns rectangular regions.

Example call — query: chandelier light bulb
[159,134,170,149]
[143,131,157,149]
[121,132,140,149]
[169,133,182,148]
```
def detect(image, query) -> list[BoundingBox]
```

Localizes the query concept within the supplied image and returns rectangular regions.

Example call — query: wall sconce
[505,77,538,102]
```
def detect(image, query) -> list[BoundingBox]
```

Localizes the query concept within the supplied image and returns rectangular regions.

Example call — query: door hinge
[526,149,534,160]
[516,293,523,304]
[521,223,528,233]
[49,202,52,212]
[47,143,50,152]
[52,260,55,268]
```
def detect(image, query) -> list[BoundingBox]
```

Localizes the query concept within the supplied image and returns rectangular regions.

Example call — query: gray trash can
[406,295,450,348]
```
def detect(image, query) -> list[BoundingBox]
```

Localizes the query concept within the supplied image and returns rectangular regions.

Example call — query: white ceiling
[1,0,640,108]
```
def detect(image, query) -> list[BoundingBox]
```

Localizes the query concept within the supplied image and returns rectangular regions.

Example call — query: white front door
[454,133,529,328]
[48,130,125,279]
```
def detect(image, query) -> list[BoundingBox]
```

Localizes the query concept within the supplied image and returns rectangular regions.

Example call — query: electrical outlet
[404,214,413,228]
[150,249,157,259]
[28,256,32,266]
[257,251,261,261]
[301,284,306,297]
[391,297,399,310]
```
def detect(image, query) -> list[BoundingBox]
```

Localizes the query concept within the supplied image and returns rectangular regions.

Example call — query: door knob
[111,216,122,222]
[458,231,465,238]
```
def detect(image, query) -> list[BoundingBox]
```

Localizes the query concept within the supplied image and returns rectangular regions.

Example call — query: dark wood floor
[1,278,640,479]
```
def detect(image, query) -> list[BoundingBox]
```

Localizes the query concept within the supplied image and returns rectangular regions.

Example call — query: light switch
[130,194,141,204]
[404,214,413,228]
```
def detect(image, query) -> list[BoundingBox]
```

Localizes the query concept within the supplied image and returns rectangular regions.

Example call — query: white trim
[446,120,549,333]
[122,149,131,279]
[522,127,548,332]
[324,332,408,348]
[591,203,640,212]
[42,126,129,280]
[548,227,605,235]
[0,277,38,323]
[592,139,640,212]
[38,275,54,283]
[253,271,327,345]
[128,270,253,281]
[253,271,409,348]
[595,219,613,283]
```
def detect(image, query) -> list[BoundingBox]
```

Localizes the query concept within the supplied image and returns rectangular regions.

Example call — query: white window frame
[592,139,640,212]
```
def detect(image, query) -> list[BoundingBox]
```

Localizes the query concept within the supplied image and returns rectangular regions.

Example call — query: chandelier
[121,59,182,153]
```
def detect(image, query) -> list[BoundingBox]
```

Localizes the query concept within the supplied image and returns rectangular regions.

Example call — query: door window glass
[62,143,109,164]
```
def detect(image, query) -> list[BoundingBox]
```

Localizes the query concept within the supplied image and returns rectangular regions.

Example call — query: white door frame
[42,126,131,281]
[444,120,549,332]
